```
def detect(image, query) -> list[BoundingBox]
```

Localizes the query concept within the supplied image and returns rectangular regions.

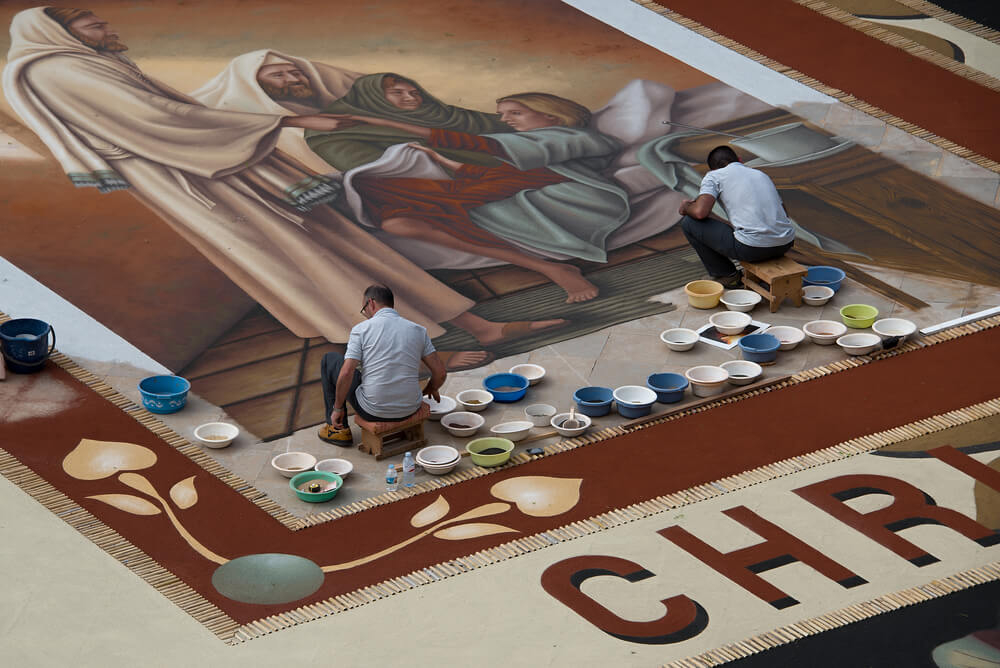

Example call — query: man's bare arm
[420,352,447,402]
[331,358,359,428]
[678,194,716,220]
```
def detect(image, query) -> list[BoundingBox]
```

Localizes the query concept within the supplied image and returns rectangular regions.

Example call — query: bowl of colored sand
[802,320,847,345]
[872,318,916,347]
[550,412,592,437]
[416,445,460,475]
[508,363,546,385]
[803,266,846,292]
[720,289,762,312]
[720,360,763,386]
[684,280,724,309]
[524,403,557,427]
[193,421,239,449]
[572,386,614,417]
[271,452,318,479]
[837,333,882,356]
[802,285,835,306]
[289,470,342,503]
[764,325,805,351]
[466,437,515,467]
[490,421,534,442]
[456,389,494,412]
[138,374,190,414]
[440,411,485,437]
[314,458,353,478]
[840,304,879,329]
[646,372,689,403]
[684,365,731,398]
[423,394,456,420]
[709,311,752,336]
[483,373,530,402]
[737,333,781,363]
[612,385,658,419]
[660,328,699,352]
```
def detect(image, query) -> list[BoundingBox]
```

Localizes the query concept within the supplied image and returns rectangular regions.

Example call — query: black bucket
[0,318,56,373]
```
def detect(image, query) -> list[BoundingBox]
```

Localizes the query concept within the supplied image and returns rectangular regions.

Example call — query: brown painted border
[629,0,1000,173]
[894,0,1000,44]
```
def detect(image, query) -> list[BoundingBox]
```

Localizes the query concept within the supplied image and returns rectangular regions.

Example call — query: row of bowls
[683,266,846,310]
[436,407,592,439]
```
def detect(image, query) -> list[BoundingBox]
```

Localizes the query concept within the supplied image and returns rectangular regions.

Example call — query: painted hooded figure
[305,72,514,171]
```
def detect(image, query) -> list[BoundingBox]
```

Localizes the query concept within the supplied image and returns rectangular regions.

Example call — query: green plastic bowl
[465,437,514,467]
[840,304,879,328]
[289,471,343,503]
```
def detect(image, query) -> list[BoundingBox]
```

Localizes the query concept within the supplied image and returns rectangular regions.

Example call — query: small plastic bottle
[385,464,398,492]
[402,451,416,488]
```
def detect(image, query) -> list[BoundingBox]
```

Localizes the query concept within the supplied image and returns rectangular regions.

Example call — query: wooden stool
[740,257,807,313]
[353,402,430,460]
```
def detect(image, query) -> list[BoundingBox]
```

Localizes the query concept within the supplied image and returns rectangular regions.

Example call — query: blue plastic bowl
[803,265,846,293]
[646,373,689,404]
[737,333,781,363]
[483,373,530,402]
[573,386,614,417]
[138,375,191,414]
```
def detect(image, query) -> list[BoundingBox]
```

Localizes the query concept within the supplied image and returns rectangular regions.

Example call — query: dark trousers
[681,216,793,278]
[320,351,408,424]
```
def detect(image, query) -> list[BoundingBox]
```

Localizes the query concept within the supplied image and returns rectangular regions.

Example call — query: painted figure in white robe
[2,8,564,370]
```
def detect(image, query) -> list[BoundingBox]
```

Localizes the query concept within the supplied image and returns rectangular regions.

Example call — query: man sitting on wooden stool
[678,145,795,288]
[318,284,446,445]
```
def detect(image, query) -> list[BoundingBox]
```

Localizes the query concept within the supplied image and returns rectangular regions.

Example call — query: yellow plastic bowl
[465,437,514,467]
[684,280,724,309]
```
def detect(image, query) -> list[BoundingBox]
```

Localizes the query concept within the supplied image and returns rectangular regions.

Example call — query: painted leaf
[118,472,157,497]
[169,476,198,509]
[62,439,157,480]
[411,495,449,527]
[86,494,161,516]
[490,476,582,517]
[450,502,511,523]
[433,523,517,540]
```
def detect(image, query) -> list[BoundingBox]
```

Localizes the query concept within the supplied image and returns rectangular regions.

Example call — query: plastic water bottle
[402,451,416,488]
[385,464,398,492]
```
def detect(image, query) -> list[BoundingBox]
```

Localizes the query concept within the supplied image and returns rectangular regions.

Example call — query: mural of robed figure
[2,8,566,369]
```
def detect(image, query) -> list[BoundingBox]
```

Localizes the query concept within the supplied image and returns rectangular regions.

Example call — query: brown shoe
[318,424,353,447]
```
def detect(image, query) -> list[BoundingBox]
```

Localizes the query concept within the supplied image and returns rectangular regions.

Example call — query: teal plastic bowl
[290,471,343,503]
[840,304,879,329]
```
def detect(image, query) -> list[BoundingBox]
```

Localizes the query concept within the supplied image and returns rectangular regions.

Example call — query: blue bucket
[0,318,56,374]
[738,333,780,363]
[138,375,191,414]
[483,373,529,402]
[803,266,846,292]
[646,373,689,404]
[573,386,614,417]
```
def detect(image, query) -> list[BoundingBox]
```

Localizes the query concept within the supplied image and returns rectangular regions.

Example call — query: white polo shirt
[345,308,435,418]
[698,162,794,247]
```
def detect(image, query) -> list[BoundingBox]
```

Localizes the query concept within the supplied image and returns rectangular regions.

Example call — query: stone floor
[94,262,1000,518]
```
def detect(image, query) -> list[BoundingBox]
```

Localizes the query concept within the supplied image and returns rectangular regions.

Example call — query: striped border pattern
[628,0,1000,173]
[2,311,999,645]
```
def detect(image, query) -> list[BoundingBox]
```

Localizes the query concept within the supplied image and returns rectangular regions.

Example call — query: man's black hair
[363,284,394,307]
[707,145,740,171]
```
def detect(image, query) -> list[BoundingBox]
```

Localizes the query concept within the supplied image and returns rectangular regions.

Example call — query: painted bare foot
[473,318,567,345]
[436,350,494,372]
[545,264,599,303]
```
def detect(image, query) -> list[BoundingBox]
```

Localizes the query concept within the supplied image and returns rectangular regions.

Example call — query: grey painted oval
[211,553,324,605]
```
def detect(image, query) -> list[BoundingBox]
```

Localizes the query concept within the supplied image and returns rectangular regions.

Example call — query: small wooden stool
[740,257,808,313]
[353,402,430,460]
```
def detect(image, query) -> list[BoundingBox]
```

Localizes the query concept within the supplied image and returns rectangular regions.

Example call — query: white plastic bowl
[439,411,485,437]
[193,422,239,449]
[416,445,460,475]
[802,285,834,306]
[720,360,763,386]
[684,365,730,397]
[709,311,752,335]
[803,320,847,346]
[550,412,592,437]
[837,332,882,356]
[271,452,318,478]
[508,363,546,385]
[524,403,557,427]
[720,289,762,312]
[612,385,658,406]
[423,394,457,420]
[490,421,534,442]
[314,458,353,478]
[765,325,805,351]
[872,318,916,341]
[660,328,700,352]
[456,389,494,412]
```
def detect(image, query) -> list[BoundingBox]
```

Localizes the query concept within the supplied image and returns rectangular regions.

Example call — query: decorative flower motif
[490,476,583,517]
[62,438,157,480]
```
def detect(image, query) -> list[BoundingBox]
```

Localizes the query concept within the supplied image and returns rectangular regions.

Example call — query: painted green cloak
[304,73,512,171]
